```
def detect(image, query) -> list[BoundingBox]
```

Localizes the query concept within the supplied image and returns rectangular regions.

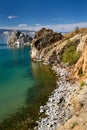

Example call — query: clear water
[0,42,57,129]
[0,44,35,121]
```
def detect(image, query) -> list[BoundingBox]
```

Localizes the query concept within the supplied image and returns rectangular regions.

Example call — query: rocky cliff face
[30,28,87,130]
[30,28,64,63]
[31,28,87,77]
[72,33,87,79]
[58,29,87,130]
[7,30,32,47]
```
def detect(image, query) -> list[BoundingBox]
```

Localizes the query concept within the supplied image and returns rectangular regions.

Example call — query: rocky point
[7,30,32,47]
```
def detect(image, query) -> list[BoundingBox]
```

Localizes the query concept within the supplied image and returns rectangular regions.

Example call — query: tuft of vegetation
[70,122,78,129]
[75,27,79,34]
[80,81,85,87]
[78,72,84,77]
[61,40,81,65]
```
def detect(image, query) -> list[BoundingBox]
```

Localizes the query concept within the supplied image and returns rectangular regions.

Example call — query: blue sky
[0,0,87,32]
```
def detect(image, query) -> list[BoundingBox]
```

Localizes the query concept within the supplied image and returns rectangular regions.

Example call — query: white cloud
[32,22,87,32]
[29,22,87,32]
[1,22,87,32]
[18,24,28,27]
[8,15,18,19]
[36,24,41,26]
[51,18,63,21]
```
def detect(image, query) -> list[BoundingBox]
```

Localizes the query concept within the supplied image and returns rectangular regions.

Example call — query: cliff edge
[30,28,87,130]
[30,28,63,63]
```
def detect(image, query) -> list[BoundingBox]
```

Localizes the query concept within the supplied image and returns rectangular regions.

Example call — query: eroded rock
[30,28,63,62]
[7,30,32,47]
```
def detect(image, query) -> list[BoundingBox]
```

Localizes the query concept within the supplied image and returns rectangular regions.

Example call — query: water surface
[0,43,57,129]
[0,44,34,121]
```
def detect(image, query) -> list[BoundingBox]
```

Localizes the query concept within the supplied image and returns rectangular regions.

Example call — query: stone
[34,66,79,130]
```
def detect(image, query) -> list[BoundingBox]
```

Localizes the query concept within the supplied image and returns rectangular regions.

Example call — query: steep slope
[56,29,87,130]
[30,28,87,65]
[72,33,87,79]
[30,28,64,62]
[56,85,87,130]
[30,28,87,130]
[30,27,87,78]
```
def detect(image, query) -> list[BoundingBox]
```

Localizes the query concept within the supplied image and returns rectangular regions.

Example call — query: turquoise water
[0,44,35,121]
[0,43,57,129]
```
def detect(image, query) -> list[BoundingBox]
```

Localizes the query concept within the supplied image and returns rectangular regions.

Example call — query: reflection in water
[7,44,30,49]
[31,61,51,79]
[2,47,31,68]
[25,62,57,122]
[0,61,57,130]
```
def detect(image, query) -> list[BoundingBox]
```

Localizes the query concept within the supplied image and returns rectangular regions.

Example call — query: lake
[0,43,57,129]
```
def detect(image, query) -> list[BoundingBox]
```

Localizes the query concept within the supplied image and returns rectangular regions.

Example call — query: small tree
[75,27,79,33]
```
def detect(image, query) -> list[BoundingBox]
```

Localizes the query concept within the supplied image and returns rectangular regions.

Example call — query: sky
[0,0,87,32]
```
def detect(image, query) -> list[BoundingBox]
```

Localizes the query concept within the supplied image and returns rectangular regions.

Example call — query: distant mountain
[0,29,36,36]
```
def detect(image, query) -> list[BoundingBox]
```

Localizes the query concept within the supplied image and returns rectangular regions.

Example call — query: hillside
[30,28,87,130]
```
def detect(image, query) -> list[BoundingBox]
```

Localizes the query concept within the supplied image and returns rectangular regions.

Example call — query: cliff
[30,28,64,63]
[7,30,32,47]
[1,27,87,130]
[30,28,87,130]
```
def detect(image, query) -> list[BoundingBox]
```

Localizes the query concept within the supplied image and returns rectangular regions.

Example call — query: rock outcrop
[30,28,64,63]
[73,48,87,78]
[31,28,87,130]
[7,30,32,47]
[30,28,87,65]
[72,33,87,78]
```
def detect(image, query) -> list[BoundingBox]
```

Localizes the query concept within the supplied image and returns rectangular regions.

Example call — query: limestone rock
[77,34,87,52]
[30,28,63,62]
[7,30,32,47]
[73,46,87,78]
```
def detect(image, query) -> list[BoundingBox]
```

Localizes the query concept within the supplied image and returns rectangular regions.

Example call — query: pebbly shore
[34,65,79,130]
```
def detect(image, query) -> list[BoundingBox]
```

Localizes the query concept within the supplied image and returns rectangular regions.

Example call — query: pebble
[34,66,79,130]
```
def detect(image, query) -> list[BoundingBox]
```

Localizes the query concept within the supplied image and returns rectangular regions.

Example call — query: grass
[80,81,85,87]
[78,72,84,77]
[70,122,78,129]
[61,40,81,65]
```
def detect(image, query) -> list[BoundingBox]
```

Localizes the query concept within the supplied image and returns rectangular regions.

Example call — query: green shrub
[70,122,78,129]
[62,40,81,65]
[78,72,84,77]
[75,27,79,34]
[80,81,85,87]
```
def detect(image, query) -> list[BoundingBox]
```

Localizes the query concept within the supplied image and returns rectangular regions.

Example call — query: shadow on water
[26,62,57,105]
[0,62,57,130]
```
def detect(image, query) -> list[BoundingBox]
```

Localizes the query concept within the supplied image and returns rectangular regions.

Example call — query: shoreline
[0,57,57,130]
[34,65,79,130]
